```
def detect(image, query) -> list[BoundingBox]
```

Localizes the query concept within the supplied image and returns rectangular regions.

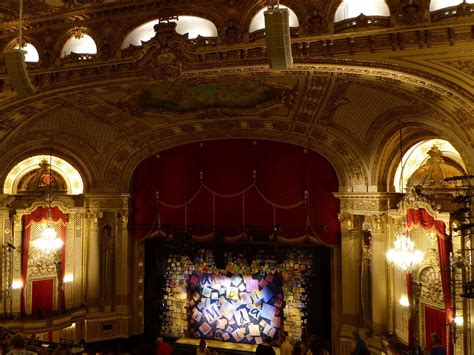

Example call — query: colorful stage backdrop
[160,248,311,343]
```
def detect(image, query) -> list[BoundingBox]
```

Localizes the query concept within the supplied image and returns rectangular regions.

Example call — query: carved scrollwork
[338,212,355,231]
[395,0,427,25]
[419,266,444,306]
[364,214,386,234]
[304,8,327,35]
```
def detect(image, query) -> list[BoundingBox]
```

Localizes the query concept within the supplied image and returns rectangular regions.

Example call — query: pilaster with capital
[335,192,399,352]
[365,214,388,334]
[339,212,362,327]
[86,211,102,310]
[115,210,130,312]
[83,194,131,317]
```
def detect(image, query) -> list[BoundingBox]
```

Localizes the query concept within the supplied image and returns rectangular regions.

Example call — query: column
[11,214,23,314]
[64,213,75,309]
[115,210,130,313]
[73,212,84,307]
[86,212,102,309]
[367,214,388,334]
[340,213,362,326]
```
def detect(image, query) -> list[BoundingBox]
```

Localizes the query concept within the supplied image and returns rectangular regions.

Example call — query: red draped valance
[132,140,341,246]
[406,208,446,239]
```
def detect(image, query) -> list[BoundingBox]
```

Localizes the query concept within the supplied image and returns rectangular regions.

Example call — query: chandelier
[32,154,64,254]
[387,233,423,271]
[386,123,423,271]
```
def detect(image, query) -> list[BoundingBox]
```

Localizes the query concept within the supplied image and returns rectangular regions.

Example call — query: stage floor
[175,338,281,355]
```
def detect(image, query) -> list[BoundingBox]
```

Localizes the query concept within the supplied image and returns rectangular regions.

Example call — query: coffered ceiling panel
[332,81,412,142]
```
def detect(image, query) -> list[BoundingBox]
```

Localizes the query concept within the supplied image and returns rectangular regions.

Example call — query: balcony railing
[0,305,87,332]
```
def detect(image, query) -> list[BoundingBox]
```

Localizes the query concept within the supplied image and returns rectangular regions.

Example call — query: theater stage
[174,338,281,355]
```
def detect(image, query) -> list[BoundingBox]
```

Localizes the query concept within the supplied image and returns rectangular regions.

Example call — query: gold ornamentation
[71,27,87,39]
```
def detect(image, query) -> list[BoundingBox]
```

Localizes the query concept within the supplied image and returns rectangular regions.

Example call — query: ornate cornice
[83,193,130,211]
[334,192,400,215]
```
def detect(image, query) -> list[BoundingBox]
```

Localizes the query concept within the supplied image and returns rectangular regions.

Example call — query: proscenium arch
[116,131,364,195]
[4,155,84,195]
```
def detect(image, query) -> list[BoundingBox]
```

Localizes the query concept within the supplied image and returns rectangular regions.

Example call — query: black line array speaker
[264,7,293,70]
[4,49,36,98]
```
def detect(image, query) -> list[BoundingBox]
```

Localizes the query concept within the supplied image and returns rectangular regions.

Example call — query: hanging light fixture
[386,123,424,271]
[32,152,63,254]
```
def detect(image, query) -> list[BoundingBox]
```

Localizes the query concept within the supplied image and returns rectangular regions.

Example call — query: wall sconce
[399,294,410,307]
[11,279,23,289]
[454,315,463,326]
[63,273,74,283]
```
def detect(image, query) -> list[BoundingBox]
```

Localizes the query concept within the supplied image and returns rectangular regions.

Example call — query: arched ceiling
[0,0,471,193]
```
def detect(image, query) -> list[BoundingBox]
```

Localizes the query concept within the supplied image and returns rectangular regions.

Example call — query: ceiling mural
[138,81,282,113]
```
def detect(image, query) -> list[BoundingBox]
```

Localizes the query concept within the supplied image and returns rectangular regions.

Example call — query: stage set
[134,141,338,352]
[144,239,330,353]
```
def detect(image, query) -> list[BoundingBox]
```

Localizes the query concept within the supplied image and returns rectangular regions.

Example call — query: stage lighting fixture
[273,225,283,233]
[462,282,474,298]
[453,223,474,233]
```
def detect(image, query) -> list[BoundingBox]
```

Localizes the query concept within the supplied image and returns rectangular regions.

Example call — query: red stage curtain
[425,306,447,350]
[22,206,67,314]
[406,208,452,354]
[132,140,340,245]
[31,279,54,316]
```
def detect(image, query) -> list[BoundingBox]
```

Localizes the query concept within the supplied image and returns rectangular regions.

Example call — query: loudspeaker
[4,49,36,98]
[264,7,293,70]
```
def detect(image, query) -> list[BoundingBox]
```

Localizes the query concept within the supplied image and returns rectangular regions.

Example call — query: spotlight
[454,316,464,326]
[399,295,410,307]
[273,225,283,233]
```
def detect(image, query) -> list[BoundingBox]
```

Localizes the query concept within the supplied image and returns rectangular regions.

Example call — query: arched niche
[4,155,84,195]
[393,139,466,192]
[61,33,97,58]
[14,43,39,62]
[249,5,299,33]
[122,16,218,49]
[334,0,390,22]
[430,0,473,11]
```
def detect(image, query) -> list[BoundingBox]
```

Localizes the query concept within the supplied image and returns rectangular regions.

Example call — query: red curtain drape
[22,206,67,314]
[425,306,447,350]
[406,208,452,354]
[31,279,54,316]
[132,140,341,245]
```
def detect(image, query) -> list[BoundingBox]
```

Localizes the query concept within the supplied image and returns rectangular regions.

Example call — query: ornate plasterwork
[84,194,130,211]
[419,266,444,307]
[444,59,474,77]
[335,193,400,215]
